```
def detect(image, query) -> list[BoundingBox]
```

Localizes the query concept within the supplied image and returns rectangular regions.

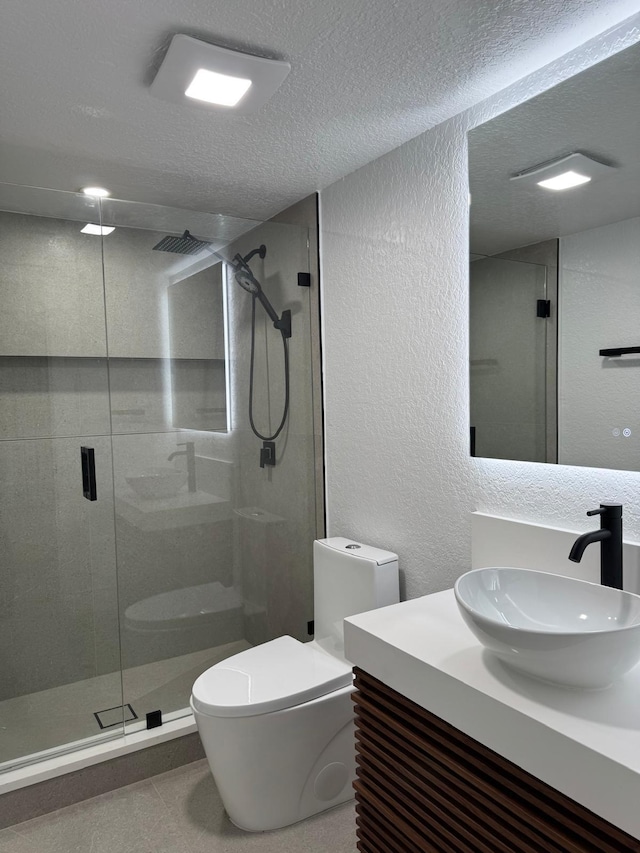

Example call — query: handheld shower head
[230,251,290,335]
[217,244,290,338]
[233,256,262,296]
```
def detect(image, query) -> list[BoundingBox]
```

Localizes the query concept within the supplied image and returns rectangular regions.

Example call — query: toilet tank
[313,537,399,657]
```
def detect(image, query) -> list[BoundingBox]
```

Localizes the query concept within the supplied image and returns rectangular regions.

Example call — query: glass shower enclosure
[469,255,555,463]
[0,184,320,771]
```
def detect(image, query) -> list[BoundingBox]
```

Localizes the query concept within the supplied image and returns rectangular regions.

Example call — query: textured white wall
[320,13,640,599]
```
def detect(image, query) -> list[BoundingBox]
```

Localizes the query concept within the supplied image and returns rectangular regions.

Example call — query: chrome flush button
[345,544,361,549]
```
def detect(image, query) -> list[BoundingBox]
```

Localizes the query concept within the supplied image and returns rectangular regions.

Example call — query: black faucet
[168,441,197,493]
[568,503,623,589]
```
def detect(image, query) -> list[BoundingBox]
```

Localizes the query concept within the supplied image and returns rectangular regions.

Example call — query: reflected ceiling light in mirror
[81,224,115,235]
[82,186,111,198]
[510,152,615,191]
[150,35,290,114]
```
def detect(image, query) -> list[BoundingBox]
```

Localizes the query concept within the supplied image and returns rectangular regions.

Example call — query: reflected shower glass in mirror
[468,39,640,471]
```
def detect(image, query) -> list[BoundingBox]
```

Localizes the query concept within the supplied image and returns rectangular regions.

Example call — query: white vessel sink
[454,567,640,688]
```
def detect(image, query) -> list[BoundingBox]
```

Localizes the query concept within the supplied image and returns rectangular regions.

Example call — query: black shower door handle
[81,446,97,501]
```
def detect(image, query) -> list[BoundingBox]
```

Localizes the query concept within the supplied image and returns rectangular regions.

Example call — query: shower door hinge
[536,299,551,318]
[298,272,311,287]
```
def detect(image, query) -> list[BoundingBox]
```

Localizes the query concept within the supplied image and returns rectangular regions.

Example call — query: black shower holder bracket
[260,441,276,468]
[274,309,292,338]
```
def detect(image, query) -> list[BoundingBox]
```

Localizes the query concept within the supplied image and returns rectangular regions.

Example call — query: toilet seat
[192,635,352,718]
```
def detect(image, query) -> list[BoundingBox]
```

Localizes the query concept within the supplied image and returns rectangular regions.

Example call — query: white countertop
[344,590,640,840]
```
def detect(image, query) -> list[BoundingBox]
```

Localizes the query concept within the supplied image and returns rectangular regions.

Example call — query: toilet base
[192,683,356,832]
[227,795,354,833]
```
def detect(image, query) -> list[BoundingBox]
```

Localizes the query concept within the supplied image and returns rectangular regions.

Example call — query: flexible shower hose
[248,294,290,442]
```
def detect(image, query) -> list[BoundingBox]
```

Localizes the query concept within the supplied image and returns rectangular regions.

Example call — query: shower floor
[0,639,250,771]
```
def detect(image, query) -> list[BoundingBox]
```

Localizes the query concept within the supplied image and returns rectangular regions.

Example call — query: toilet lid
[191,635,353,718]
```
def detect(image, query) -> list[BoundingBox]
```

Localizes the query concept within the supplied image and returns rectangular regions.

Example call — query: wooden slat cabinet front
[352,668,640,853]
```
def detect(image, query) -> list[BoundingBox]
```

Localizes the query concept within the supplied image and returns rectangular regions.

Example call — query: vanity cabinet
[352,668,639,853]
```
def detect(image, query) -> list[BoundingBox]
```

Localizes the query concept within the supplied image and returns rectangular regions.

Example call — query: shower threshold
[0,639,250,793]
[0,708,196,797]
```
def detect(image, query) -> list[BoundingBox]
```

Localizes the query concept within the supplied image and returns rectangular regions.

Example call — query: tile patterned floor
[0,760,357,852]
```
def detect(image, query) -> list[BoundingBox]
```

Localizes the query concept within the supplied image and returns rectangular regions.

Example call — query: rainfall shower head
[152,230,211,255]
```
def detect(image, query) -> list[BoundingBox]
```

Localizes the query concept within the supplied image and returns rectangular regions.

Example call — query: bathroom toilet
[190,537,399,831]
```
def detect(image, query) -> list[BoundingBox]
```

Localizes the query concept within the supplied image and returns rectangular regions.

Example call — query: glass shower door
[0,186,124,771]
[470,256,549,462]
[0,186,321,768]
[99,198,317,730]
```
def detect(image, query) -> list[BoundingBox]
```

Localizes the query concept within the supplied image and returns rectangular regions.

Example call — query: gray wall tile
[0,357,110,441]
[0,213,107,357]
[0,436,118,700]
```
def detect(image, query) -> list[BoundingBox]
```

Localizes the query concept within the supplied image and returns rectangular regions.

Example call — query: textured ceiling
[469,40,640,255]
[1,0,640,219]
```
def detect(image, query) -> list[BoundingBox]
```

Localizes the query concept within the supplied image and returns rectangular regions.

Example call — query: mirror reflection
[469,40,640,471]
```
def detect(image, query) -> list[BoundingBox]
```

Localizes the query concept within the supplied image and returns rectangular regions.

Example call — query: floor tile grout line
[149,775,208,852]
[149,777,168,808]
[150,768,212,849]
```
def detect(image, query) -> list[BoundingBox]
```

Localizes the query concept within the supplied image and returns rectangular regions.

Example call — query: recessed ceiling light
[537,171,592,191]
[185,68,252,106]
[150,34,290,114]
[82,186,111,198]
[510,152,614,190]
[81,224,115,236]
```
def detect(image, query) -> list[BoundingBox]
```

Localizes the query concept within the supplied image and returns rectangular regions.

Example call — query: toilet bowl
[191,537,399,831]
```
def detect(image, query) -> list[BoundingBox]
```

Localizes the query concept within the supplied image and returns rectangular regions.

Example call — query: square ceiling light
[510,152,615,191]
[150,35,290,114]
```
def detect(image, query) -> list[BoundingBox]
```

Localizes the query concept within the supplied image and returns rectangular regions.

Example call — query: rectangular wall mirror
[468,39,640,472]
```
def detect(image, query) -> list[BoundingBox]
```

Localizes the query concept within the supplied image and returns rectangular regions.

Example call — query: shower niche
[0,184,319,775]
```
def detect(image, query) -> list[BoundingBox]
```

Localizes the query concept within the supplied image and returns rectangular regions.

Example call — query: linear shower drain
[94,703,138,730]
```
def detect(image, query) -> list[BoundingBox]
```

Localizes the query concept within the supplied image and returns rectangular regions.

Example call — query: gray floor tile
[10,780,183,853]
[0,829,41,852]
[151,760,357,852]
[6,760,357,853]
